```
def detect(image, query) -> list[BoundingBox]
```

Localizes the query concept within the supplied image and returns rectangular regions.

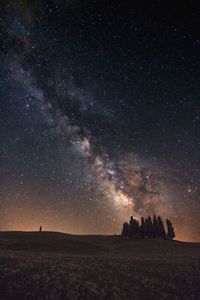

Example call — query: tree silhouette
[144,218,152,238]
[147,216,154,238]
[122,222,130,238]
[166,219,175,240]
[153,215,159,238]
[121,215,175,241]
[129,216,135,238]
[157,216,166,239]
[135,219,140,238]
[128,216,141,239]
[140,217,145,238]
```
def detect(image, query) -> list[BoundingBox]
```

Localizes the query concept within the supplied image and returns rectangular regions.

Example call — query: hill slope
[0,231,199,299]
[0,231,199,256]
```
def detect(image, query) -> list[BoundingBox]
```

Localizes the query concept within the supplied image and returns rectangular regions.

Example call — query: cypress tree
[129,216,135,238]
[157,216,166,239]
[129,216,141,239]
[122,222,130,238]
[122,222,126,237]
[144,218,148,238]
[133,218,138,237]
[136,220,140,238]
[147,216,154,238]
[121,215,175,240]
[166,219,175,240]
[140,217,145,238]
[153,215,159,238]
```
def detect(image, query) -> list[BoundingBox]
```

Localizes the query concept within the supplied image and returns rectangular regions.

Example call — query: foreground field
[0,232,199,299]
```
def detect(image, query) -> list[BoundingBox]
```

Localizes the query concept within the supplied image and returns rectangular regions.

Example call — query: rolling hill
[0,231,199,299]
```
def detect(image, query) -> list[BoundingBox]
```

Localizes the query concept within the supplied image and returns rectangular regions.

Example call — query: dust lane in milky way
[0,1,200,242]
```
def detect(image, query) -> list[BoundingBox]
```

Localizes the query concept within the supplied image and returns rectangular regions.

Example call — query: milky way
[0,1,200,241]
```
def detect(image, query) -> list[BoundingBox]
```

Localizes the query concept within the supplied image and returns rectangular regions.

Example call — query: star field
[0,1,200,241]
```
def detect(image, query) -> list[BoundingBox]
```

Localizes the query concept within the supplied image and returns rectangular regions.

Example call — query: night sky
[0,1,200,242]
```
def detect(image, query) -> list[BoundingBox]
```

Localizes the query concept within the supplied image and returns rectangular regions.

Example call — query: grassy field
[0,232,199,299]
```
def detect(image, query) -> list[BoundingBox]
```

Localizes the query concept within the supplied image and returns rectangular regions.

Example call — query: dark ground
[0,232,199,300]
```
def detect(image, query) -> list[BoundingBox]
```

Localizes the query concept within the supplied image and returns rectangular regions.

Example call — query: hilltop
[0,231,199,256]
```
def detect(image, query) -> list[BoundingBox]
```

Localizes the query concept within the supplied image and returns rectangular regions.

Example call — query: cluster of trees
[121,216,175,240]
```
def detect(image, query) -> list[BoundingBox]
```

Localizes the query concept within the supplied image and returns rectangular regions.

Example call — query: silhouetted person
[166,219,175,240]
[39,225,42,232]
